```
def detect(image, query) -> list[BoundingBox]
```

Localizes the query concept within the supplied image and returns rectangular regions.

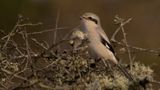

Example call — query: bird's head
[80,12,101,27]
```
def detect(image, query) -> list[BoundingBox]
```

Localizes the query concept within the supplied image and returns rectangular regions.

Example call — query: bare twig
[120,22,133,71]
[34,59,59,70]
[40,39,70,56]
[9,66,29,81]
[111,16,160,56]
[10,40,24,56]
[2,19,20,49]
[111,17,132,42]
[36,25,78,56]
[31,38,48,50]
[11,39,70,60]
[53,10,60,44]
[111,16,133,71]
[21,30,32,67]
[17,22,42,27]
[42,40,49,49]
[112,40,160,55]
[11,54,38,60]
[1,23,42,40]
[27,27,70,35]
[1,68,28,81]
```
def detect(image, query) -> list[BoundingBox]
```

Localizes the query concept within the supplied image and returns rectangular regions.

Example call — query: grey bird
[80,12,134,81]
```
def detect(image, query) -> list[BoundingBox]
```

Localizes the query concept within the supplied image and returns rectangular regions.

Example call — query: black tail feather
[117,63,134,81]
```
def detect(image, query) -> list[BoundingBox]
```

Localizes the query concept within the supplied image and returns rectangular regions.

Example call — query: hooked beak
[80,16,83,20]
[80,16,87,20]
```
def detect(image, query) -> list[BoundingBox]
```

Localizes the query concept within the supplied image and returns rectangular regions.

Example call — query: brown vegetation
[0,15,159,90]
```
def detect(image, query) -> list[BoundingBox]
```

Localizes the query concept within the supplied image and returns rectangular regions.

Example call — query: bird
[80,12,134,81]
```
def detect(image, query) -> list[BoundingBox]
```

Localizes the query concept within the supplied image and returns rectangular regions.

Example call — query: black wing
[100,36,115,54]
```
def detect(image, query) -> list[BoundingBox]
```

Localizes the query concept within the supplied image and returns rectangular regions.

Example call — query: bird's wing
[96,27,115,54]
[100,35,115,54]
[97,27,111,43]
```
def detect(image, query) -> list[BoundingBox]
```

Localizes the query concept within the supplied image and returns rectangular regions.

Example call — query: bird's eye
[88,17,92,20]
[88,17,98,24]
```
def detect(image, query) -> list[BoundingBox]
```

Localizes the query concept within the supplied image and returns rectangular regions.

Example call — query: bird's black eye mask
[87,17,98,24]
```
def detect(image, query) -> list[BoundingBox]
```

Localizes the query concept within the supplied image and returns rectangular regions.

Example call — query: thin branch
[53,10,60,44]
[9,66,29,81]
[27,27,70,35]
[1,23,42,40]
[111,18,132,42]
[42,40,49,49]
[2,19,20,49]
[11,54,38,60]
[40,39,70,56]
[17,22,42,27]
[1,68,28,81]
[11,39,70,60]
[34,59,59,70]
[111,16,133,71]
[120,22,133,71]
[10,40,24,56]
[37,26,78,56]
[21,30,32,66]
[31,38,48,50]
[112,39,160,55]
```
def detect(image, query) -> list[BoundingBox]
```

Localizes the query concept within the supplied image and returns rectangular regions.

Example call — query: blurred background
[0,0,160,79]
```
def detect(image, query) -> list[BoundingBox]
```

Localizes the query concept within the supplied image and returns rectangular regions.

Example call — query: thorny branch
[111,16,160,55]
[112,40,160,55]
[111,16,132,42]
[111,16,133,70]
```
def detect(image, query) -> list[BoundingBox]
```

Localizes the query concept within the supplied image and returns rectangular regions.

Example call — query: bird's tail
[117,63,134,81]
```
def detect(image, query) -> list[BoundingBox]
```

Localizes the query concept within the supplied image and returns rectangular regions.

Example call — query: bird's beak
[80,16,87,20]
[80,16,83,20]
